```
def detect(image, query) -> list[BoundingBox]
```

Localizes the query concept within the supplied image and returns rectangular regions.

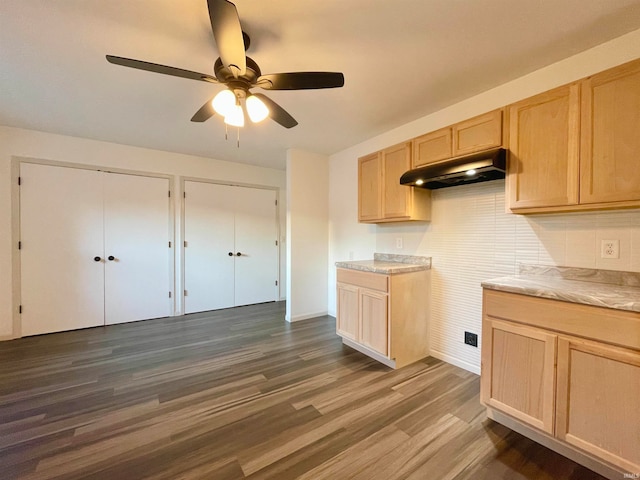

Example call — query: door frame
[180,177,281,315]
[11,156,176,339]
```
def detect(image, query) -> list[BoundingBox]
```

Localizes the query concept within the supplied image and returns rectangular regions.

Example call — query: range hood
[400,147,506,189]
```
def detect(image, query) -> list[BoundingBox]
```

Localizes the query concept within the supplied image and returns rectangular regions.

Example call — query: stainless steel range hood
[400,148,506,189]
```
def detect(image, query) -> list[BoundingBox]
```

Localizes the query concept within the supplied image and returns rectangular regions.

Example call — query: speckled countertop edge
[336,253,431,274]
[482,265,640,313]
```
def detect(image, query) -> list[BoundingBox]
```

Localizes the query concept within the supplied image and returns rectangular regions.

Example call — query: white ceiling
[2,1,640,170]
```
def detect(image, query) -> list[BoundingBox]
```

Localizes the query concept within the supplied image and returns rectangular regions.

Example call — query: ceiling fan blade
[207,0,246,77]
[106,55,218,83]
[257,72,345,90]
[190,98,216,122]
[253,93,298,128]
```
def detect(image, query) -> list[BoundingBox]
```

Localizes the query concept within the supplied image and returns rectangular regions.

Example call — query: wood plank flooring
[0,302,606,479]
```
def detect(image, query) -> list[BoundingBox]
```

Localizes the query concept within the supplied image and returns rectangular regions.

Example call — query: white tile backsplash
[375,179,640,373]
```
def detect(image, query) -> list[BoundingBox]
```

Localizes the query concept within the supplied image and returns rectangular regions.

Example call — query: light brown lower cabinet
[481,289,640,478]
[336,268,429,368]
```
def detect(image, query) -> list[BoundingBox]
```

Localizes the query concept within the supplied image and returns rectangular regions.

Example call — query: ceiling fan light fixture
[246,94,269,123]
[212,89,236,116]
[224,103,245,127]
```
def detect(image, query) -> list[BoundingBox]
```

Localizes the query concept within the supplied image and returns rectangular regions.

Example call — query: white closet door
[104,173,171,325]
[20,163,105,336]
[184,181,235,313]
[233,187,278,306]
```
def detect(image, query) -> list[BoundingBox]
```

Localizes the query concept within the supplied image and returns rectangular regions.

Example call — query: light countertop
[336,253,431,275]
[482,265,640,313]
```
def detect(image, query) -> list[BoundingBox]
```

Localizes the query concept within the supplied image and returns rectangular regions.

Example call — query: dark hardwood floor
[0,302,605,479]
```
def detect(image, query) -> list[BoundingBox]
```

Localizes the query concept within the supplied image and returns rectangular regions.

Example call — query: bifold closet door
[234,187,278,306]
[183,181,278,314]
[104,173,171,325]
[184,182,235,313]
[20,163,105,336]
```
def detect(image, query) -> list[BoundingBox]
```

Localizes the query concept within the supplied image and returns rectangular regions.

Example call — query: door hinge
[275,240,278,246]
[168,190,171,198]
[19,305,22,314]
[168,241,172,248]
[183,192,186,198]
[169,291,172,298]
[184,289,188,296]
[275,280,278,286]
[18,176,21,186]
[18,241,21,250]
[275,199,277,206]
[184,240,188,247]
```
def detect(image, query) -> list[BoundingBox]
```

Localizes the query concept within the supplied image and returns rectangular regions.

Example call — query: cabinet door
[382,142,412,219]
[411,127,452,168]
[580,60,640,205]
[336,283,359,341]
[481,319,557,434]
[508,84,580,210]
[104,173,171,325]
[556,337,640,472]
[360,289,389,356]
[20,163,105,336]
[358,153,382,222]
[453,110,502,156]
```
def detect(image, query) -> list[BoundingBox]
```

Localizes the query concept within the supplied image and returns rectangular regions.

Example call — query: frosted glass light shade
[246,95,269,123]
[212,89,236,116]
[224,104,245,127]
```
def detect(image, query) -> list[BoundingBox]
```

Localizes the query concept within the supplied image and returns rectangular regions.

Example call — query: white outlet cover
[601,239,620,259]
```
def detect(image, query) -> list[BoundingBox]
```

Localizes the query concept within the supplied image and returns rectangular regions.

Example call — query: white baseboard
[286,310,329,323]
[429,349,480,375]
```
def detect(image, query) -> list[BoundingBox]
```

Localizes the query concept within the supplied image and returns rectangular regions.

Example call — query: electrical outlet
[464,331,478,347]
[395,237,403,249]
[601,239,620,259]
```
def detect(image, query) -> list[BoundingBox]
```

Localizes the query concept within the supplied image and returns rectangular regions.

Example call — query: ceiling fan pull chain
[225,123,228,141]
[237,127,240,148]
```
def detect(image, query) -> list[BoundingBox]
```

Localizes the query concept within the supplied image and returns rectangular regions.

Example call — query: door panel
[104,173,171,325]
[233,187,278,306]
[20,163,105,336]
[360,290,388,356]
[184,181,235,313]
[336,283,359,341]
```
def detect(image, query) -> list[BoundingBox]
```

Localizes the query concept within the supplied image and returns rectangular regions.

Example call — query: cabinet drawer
[337,268,388,292]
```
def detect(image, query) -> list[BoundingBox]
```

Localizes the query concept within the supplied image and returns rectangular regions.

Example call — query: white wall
[0,126,286,338]
[286,149,329,322]
[328,28,640,374]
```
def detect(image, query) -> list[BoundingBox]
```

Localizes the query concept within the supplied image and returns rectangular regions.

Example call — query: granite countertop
[482,265,640,313]
[336,253,432,274]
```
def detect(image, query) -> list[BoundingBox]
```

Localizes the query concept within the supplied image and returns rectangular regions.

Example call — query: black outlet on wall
[464,331,478,347]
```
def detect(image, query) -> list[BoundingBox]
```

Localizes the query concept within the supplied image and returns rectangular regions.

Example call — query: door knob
[108,256,115,261]
[93,256,102,262]
[236,252,242,256]
[228,252,233,256]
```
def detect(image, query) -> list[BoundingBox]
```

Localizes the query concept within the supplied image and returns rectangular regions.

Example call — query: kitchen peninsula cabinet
[412,110,503,168]
[358,142,431,223]
[508,57,640,213]
[336,255,431,368]
[481,286,640,478]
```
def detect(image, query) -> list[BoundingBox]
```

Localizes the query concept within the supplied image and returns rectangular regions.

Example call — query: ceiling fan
[106,0,345,129]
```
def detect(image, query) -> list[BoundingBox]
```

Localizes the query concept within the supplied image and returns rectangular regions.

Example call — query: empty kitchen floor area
[0,302,605,480]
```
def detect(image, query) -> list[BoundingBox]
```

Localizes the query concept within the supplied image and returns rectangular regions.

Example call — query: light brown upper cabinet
[412,110,503,168]
[453,109,503,156]
[412,127,452,168]
[358,142,431,223]
[508,58,640,213]
[358,152,383,222]
[507,84,581,210]
[580,60,640,205]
